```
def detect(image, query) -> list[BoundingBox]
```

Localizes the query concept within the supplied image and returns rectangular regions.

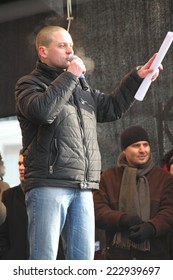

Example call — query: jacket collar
[36,60,65,80]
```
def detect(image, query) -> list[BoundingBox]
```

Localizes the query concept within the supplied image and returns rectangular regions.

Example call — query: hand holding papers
[135,31,173,101]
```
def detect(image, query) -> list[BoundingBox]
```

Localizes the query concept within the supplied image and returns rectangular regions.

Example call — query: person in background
[0,153,10,201]
[0,151,28,259]
[168,157,173,175]
[94,125,173,259]
[162,148,173,259]
[0,201,6,226]
[162,148,173,175]
[15,25,162,260]
[169,158,173,175]
[0,153,10,226]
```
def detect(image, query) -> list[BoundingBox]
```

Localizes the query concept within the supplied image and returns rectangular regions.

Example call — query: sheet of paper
[134,31,173,101]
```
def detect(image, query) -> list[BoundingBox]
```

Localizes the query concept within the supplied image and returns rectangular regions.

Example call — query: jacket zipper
[73,96,89,186]
[49,138,58,174]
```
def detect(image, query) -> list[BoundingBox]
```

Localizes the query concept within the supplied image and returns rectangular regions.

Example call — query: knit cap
[120,125,150,150]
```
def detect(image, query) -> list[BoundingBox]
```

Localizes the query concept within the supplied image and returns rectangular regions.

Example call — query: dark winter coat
[0,185,28,260]
[93,166,173,259]
[15,61,142,192]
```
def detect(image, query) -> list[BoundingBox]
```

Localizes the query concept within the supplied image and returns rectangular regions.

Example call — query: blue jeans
[25,187,95,260]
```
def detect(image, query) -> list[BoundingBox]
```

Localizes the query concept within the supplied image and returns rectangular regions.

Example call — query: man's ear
[38,46,48,58]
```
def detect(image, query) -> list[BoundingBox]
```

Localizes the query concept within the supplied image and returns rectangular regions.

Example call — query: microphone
[79,73,89,91]
[70,55,88,91]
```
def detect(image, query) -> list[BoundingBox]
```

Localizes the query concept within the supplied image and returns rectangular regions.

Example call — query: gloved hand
[129,222,156,243]
[119,214,143,230]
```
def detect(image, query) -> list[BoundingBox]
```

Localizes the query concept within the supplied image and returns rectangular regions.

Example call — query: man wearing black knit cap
[94,125,173,259]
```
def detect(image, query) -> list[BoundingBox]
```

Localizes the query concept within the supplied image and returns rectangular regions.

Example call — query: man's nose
[139,145,145,151]
[66,45,73,53]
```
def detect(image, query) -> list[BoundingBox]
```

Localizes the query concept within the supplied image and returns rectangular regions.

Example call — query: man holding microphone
[15,25,161,260]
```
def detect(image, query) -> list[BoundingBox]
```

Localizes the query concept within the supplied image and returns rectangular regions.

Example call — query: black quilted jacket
[15,61,142,192]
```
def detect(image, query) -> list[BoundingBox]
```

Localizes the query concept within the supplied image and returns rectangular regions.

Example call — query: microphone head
[70,54,76,62]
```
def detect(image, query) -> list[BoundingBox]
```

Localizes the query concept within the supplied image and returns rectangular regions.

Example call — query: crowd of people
[0,24,173,260]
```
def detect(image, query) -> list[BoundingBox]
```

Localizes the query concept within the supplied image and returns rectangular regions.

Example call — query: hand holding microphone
[67,55,88,90]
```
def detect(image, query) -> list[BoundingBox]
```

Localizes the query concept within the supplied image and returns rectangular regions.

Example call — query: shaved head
[36,26,68,50]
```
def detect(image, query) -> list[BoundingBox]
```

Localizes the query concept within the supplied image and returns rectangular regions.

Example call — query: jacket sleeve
[92,67,143,122]
[148,169,173,237]
[93,172,124,230]
[15,71,79,125]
